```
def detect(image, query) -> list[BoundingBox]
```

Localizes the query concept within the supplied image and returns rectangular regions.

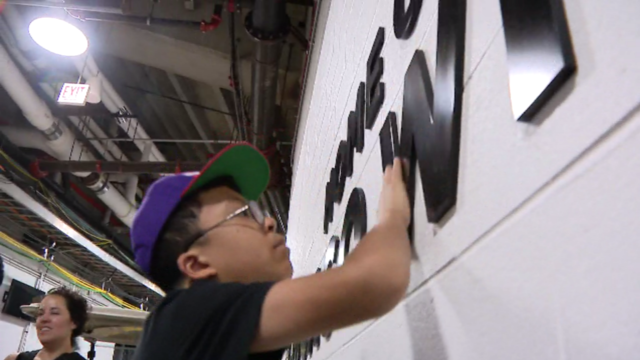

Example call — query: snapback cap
[131,142,270,274]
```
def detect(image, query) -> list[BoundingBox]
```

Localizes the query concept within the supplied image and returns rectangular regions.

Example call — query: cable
[0,231,140,310]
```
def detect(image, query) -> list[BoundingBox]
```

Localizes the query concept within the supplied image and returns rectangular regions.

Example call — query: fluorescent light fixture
[29,17,88,57]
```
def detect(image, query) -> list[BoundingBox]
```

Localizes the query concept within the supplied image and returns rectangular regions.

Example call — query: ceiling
[0,0,315,304]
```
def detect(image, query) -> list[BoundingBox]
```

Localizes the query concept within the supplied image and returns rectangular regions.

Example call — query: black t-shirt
[133,280,284,360]
[17,350,86,360]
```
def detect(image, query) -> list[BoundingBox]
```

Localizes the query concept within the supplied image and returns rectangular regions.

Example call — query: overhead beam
[0,175,164,296]
[35,160,208,174]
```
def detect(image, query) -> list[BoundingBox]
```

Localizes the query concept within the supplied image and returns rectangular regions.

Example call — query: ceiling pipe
[0,13,131,164]
[0,43,136,226]
[73,56,167,162]
[34,160,206,174]
[36,81,130,162]
[245,0,290,150]
[0,127,57,158]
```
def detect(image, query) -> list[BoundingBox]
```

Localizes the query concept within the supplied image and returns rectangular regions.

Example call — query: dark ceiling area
[0,0,318,304]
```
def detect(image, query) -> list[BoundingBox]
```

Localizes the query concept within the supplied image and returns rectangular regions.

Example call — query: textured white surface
[288,0,640,358]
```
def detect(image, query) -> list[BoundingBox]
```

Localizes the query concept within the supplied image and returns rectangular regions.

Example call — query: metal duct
[245,0,290,150]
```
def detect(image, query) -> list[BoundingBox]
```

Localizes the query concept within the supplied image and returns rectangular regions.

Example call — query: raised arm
[252,158,412,352]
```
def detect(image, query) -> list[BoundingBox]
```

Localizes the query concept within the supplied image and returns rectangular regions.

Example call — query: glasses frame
[182,202,264,252]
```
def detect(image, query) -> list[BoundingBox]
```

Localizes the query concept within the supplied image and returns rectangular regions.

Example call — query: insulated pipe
[124,175,139,204]
[0,43,135,226]
[0,45,93,175]
[0,127,57,158]
[73,56,167,162]
[84,174,135,226]
[36,82,129,162]
[245,0,290,150]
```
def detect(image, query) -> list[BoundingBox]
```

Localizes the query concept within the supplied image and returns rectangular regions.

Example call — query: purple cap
[131,142,270,275]
[131,174,194,275]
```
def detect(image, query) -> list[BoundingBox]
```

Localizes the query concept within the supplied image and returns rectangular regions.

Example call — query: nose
[262,216,277,233]
[37,313,51,324]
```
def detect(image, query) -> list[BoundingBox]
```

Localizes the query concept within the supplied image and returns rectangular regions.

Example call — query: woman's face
[35,295,76,346]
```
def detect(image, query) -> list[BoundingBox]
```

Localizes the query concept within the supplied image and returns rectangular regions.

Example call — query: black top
[133,280,284,360]
[16,350,86,360]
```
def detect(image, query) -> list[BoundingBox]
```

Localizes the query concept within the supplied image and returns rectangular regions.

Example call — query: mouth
[39,326,52,332]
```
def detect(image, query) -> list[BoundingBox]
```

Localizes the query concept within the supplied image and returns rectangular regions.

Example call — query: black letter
[366,28,385,129]
[323,169,337,234]
[355,83,365,152]
[393,0,423,39]
[379,112,400,171]
[400,0,466,225]
[341,188,367,258]
[332,140,352,203]
[500,0,576,122]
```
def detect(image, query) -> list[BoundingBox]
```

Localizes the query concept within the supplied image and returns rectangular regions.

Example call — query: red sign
[57,83,90,106]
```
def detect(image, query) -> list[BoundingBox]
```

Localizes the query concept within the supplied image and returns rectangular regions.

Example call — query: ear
[177,250,218,281]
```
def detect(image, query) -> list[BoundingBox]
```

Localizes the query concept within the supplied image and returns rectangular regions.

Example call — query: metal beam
[0,175,164,296]
[35,160,207,174]
[83,137,235,144]
[3,0,122,13]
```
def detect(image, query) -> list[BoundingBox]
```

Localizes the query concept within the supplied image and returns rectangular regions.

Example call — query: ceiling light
[28,18,88,57]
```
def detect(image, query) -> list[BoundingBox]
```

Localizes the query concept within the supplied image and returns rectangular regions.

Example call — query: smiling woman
[4,287,89,360]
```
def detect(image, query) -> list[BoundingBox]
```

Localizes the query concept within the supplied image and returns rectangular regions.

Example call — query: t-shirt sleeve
[144,280,283,360]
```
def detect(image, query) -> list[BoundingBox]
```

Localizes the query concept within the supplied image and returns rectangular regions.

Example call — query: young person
[5,287,89,360]
[131,142,412,360]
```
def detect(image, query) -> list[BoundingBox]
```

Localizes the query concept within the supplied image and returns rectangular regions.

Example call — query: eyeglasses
[182,201,265,252]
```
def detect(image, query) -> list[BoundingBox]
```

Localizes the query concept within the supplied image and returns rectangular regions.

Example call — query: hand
[378,158,411,228]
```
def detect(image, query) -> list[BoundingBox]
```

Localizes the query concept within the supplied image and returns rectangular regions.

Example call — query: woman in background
[4,287,89,360]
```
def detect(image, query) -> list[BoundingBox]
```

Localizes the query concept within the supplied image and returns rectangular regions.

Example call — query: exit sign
[57,83,90,106]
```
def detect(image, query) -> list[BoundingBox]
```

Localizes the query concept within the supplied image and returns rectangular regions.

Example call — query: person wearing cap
[131,142,412,360]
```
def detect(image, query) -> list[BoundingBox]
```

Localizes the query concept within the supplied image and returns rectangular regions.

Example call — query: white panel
[323,98,640,360]
[290,0,640,356]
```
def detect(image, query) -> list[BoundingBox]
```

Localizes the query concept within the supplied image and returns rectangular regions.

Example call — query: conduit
[73,56,167,162]
[245,0,290,150]
[0,43,136,226]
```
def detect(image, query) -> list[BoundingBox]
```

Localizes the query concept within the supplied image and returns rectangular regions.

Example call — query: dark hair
[46,287,89,348]
[149,177,240,291]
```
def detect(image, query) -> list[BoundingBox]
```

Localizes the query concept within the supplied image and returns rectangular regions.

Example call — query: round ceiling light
[28,18,88,57]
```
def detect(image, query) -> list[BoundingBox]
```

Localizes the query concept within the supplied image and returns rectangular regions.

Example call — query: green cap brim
[182,143,270,201]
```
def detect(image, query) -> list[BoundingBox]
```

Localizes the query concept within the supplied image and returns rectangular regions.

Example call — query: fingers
[384,157,407,184]
[384,163,393,183]
[392,158,403,182]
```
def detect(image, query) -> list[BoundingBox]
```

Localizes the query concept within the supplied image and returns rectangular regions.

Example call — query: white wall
[287,0,640,359]
[0,249,116,360]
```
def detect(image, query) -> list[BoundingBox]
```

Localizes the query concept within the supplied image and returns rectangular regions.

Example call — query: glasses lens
[248,201,265,225]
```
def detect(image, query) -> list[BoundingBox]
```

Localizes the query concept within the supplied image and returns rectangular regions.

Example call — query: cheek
[52,316,74,330]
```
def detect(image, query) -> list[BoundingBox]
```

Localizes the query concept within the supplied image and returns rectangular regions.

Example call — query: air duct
[0,43,136,226]
[245,0,290,150]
